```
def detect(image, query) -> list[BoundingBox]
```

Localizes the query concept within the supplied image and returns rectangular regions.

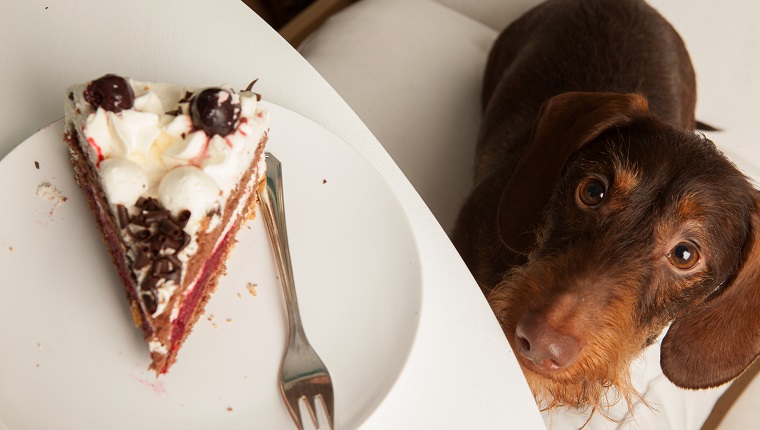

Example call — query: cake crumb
[207,314,216,322]
[212,322,219,329]
[36,181,68,213]
[226,318,233,324]
[8,246,12,252]
[226,407,234,412]
[34,161,40,169]
[323,179,327,184]
[247,283,258,296]
[237,292,243,299]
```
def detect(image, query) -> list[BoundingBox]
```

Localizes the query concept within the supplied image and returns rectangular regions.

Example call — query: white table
[0,1,544,429]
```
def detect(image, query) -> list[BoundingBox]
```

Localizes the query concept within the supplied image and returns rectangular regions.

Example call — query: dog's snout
[515,311,581,371]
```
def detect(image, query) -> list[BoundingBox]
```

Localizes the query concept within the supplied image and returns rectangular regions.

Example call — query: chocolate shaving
[152,258,171,276]
[163,237,183,251]
[178,90,194,104]
[159,218,182,239]
[177,232,191,253]
[163,268,181,283]
[142,198,161,212]
[130,213,149,227]
[123,198,194,306]
[130,228,151,241]
[150,233,169,253]
[134,248,151,269]
[152,257,181,283]
[117,205,130,229]
[166,253,182,268]
[178,210,191,227]
[244,79,259,92]
[143,210,170,224]
[141,275,160,291]
[140,290,158,315]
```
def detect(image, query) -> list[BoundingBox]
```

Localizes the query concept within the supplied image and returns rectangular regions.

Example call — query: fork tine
[282,389,305,430]
[319,391,335,428]
[303,395,320,429]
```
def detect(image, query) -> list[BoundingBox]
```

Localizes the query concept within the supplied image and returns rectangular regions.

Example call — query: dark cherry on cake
[83,74,135,113]
[190,88,241,137]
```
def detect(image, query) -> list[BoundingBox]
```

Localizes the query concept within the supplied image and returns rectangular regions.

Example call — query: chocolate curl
[244,79,259,92]
[117,205,130,229]
[129,228,151,241]
[140,275,160,292]
[133,248,151,270]
[166,253,182,268]
[177,232,192,253]
[143,210,170,224]
[159,218,184,241]
[178,90,194,104]
[140,289,158,315]
[243,79,262,101]
[177,210,191,228]
[130,213,149,227]
[136,197,161,212]
[150,233,169,254]
[163,237,183,252]
[151,258,171,276]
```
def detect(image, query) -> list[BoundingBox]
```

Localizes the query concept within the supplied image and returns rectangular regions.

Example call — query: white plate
[0,103,422,430]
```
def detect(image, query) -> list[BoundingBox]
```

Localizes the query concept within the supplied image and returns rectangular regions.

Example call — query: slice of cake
[63,74,269,373]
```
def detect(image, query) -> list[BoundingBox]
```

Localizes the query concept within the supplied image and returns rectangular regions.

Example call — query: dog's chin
[496,310,644,417]
[489,276,644,418]
[517,356,640,416]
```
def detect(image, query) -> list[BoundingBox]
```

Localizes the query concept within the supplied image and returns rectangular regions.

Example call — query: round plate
[0,102,422,429]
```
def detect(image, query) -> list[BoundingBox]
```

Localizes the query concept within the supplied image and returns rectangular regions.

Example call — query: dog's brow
[610,154,641,194]
[677,194,702,219]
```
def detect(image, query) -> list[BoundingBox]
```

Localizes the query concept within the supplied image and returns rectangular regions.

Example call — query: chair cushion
[430,0,544,31]
[299,0,497,232]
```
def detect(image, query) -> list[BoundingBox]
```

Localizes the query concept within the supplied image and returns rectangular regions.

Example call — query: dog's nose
[514,311,581,371]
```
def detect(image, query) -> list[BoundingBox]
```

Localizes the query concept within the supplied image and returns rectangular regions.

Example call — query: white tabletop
[0,1,544,429]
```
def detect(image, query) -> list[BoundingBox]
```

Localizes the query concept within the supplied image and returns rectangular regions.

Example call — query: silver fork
[257,153,335,430]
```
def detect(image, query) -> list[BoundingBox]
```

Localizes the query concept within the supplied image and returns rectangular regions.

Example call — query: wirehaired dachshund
[452,0,760,414]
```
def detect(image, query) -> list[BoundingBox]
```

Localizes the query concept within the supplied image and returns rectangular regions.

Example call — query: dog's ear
[497,92,649,253]
[661,196,760,389]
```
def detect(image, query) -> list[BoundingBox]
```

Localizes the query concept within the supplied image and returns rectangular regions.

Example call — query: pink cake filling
[162,228,234,373]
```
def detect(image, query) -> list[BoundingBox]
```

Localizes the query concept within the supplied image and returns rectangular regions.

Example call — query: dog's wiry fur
[452,0,760,416]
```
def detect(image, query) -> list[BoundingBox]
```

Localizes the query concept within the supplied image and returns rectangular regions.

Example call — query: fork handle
[258,154,307,342]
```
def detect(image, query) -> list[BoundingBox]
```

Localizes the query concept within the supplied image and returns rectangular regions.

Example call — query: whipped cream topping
[64,77,269,327]
[98,158,148,206]
[158,166,221,222]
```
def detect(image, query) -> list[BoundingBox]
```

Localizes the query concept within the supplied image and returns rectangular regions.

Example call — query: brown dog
[452,0,760,414]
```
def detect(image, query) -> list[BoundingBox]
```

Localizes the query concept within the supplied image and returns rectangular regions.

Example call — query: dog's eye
[667,242,700,270]
[577,177,606,207]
